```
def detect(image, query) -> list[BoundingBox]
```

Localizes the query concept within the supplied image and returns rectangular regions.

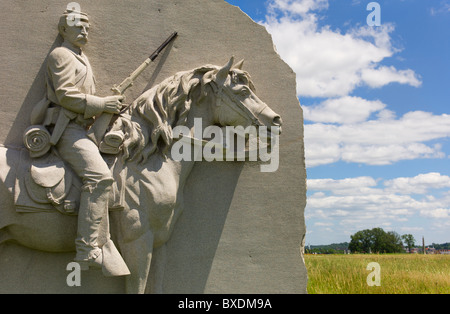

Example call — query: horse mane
[117,64,255,163]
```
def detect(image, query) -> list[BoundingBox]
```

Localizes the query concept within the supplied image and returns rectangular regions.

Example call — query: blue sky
[225,0,450,245]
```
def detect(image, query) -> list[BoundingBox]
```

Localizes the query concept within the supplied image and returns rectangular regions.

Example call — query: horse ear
[215,56,234,87]
[233,59,244,70]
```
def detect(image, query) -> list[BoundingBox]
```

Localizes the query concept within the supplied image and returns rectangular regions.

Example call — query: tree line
[305,228,431,254]
[348,228,408,254]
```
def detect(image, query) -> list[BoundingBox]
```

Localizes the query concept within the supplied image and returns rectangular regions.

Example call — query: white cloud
[308,176,377,190]
[304,111,450,167]
[260,0,438,168]
[361,66,422,88]
[267,0,329,16]
[314,221,333,227]
[307,174,450,240]
[339,143,444,166]
[400,226,424,233]
[307,192,421,212]
[430,1,450,16]
[303,96,387,124]
[262,0,422,97]
[331,209,351,217]
[258,0,445,168]
[420,208,450,218]
[307,173,450,213]
[268,1,449,244]
[385,173,450,195]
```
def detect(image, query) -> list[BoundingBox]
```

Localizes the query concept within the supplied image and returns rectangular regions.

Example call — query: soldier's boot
[74,179,130,276]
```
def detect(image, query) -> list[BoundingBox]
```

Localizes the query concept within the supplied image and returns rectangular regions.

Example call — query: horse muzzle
[257,106,283,134]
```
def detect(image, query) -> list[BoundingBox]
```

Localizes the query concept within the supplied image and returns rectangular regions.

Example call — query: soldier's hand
[103,95,124,114]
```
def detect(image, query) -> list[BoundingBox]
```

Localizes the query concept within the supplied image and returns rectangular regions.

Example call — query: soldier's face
[63,21,90,48]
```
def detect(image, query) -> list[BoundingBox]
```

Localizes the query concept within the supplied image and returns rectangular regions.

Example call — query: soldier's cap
[62,9,89,23]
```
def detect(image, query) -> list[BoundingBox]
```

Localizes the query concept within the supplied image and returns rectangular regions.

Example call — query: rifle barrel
[149,32,178,61]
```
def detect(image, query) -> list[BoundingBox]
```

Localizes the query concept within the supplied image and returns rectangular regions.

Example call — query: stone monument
[0,0,307,294]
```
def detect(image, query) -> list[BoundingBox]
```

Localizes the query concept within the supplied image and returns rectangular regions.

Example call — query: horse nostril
[273,115,282,126]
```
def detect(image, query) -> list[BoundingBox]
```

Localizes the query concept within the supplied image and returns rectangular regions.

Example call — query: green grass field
[304,254,450,294]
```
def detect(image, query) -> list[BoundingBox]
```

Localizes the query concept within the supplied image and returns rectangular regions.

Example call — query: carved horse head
[115,57,282,163]
[202,57,282,130]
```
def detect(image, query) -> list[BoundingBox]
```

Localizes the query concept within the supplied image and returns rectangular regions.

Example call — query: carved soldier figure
[45,9,125,270]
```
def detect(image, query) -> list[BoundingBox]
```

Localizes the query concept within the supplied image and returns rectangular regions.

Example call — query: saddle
[14,149,125,215]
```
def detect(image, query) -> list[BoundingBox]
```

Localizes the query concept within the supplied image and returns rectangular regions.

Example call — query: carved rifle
[87,31,178,145]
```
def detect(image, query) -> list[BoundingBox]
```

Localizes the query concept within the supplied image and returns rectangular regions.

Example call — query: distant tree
[383,231,404,253]
[349,229,374,253]
[402,234,416,253]
[349,228,404,254]
[432,242,450,250]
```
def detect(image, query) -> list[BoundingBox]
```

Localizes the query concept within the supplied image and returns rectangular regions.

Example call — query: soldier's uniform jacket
[46,42,105,131]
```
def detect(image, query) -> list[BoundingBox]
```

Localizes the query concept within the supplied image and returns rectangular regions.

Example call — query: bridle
[174,79,267,150]
[212,80,266,128]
